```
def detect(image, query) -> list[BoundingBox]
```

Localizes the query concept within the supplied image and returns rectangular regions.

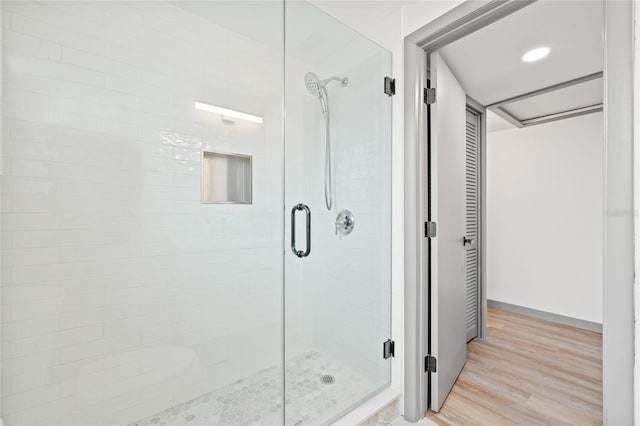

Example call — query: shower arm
[322,76,348,87]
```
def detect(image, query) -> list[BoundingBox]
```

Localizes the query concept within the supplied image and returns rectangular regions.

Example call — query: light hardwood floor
[427,308,602,426]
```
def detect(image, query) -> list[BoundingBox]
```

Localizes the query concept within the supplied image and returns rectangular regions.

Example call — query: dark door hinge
[384,77,396,96]
[383,339,395,359]
[425,221,437,238]
[424,87,436,104]
[425,355,437,372]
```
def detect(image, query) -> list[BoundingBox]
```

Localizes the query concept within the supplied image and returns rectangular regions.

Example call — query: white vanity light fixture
[195,101,263,124]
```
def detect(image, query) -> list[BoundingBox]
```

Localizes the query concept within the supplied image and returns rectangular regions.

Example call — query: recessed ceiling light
[522,47,550,63]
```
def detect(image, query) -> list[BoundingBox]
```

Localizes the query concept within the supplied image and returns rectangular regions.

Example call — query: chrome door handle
[463,236,475,246]
[291,204,311,258]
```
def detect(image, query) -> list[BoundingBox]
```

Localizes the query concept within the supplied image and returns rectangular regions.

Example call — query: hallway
[428,308,602,425]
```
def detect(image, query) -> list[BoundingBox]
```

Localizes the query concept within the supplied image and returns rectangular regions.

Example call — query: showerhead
[304,72,323,97]
[304,72,348,116]
[304,72,349,96]
[305,72,328,115]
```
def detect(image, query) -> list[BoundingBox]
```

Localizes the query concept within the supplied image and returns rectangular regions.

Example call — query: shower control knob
[335,210,355,236]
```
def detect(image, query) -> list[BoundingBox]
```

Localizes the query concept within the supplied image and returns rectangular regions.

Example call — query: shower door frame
[403,0,635,422]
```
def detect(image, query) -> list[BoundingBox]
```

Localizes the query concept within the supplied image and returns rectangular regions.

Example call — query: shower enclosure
[0,1,391,425]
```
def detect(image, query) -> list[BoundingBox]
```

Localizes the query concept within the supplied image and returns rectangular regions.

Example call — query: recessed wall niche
[201,150,252,204]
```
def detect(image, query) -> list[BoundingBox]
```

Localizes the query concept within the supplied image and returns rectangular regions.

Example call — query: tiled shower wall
[313,48,391,384]
[285,8,391,388]
[1,2,284,424]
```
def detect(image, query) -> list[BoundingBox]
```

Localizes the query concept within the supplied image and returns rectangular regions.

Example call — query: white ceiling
[173,1,283,50]
[309,0,408,34]
[439,0,603,107]
[175,1,388,67]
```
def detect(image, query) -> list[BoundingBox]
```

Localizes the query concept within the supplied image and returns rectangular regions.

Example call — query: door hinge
[384,77,396,96]
[424,87,436,104]
[383,339,395,359]
[425,221,437,238]
[425,355,437,372]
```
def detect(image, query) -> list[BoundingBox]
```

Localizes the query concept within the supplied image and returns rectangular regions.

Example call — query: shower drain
[319,374,336,385]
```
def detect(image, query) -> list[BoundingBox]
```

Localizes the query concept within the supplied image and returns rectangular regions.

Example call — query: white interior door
[428,52,468,412]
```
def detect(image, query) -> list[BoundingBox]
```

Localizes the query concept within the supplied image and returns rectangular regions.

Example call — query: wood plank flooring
[427,308,602,426]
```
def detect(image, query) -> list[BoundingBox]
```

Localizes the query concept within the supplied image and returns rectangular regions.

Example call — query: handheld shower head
[304,72,348,96]
[304,72,348,116]
[304,72,328,114]
[303,71,349,211]
[304,72,322,96]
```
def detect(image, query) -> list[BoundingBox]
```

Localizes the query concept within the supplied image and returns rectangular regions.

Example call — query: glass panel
[284,2,392,424]
[0,2,283,425]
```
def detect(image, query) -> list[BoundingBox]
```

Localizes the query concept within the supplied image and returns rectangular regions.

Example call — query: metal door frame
[403,0,635,423]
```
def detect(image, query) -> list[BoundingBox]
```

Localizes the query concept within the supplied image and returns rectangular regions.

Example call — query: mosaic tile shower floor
[128,351,374,426]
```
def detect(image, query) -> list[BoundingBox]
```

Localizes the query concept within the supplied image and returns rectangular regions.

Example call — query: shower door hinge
[383,339,395,359]
[425,355,437,373]
[384,77,396,96]
[424,87,436,104]
[425,221,437,238]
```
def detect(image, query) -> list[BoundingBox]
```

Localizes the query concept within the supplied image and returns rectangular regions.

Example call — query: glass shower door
[1,2,284,425]
[284,2,393,424]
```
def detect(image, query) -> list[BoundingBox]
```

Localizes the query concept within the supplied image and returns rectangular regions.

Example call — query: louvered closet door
[465,109,480,342]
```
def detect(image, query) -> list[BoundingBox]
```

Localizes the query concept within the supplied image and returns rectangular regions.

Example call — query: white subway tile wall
[2,2,284,425]
[306,48,392,385]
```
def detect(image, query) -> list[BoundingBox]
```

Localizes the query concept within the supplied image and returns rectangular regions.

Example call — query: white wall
[486,112,603,323]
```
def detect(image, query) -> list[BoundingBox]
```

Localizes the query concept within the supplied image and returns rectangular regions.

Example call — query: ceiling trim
[487,71,603,108]
[519,103,603,126]
[487,71,604,128]
[490,106,525,128]
[409,0,537,52]
[490,102,603,129]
